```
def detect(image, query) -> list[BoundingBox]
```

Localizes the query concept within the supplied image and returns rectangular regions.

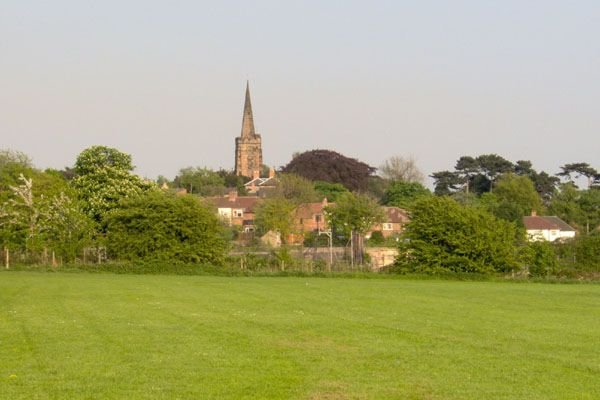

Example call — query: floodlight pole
[317,227,333,272]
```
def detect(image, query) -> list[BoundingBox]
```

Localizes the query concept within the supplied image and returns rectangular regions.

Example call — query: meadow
[1,272,598,399]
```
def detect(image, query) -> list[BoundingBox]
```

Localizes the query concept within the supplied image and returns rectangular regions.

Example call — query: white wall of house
[526,229,575,242]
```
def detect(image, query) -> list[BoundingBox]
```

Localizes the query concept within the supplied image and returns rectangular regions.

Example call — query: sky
[1,1,599,185]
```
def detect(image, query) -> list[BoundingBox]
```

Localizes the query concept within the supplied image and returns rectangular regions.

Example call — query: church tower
[234,82,263,177]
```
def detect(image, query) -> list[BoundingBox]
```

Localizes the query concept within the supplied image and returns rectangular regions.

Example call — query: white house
[522,212,576,242]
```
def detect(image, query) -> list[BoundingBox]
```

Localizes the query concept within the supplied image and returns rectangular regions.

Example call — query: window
[382,223,393,231]
[233,209,243,218]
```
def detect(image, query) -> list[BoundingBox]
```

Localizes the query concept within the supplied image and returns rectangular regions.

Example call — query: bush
[522,241,559,276]
[105,192,227,264]
[393,197,522,274]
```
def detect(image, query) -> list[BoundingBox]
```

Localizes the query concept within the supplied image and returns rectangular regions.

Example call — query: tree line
[1,146,599,277]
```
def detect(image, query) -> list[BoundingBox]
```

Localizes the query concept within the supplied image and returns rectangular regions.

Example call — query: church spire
[240,81,256,138]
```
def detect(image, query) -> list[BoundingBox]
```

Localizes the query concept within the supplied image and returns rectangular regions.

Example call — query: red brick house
[206,191,261,233]
[368,206,410,238]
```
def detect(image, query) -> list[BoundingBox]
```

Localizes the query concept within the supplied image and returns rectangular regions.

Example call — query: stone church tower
[234,82,263,177]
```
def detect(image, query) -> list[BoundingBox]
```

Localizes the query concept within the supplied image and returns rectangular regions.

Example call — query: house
[523,211,576,242]
[206,191,260,233]
[369,206,410,238]
[244,168,278,195]
[295,198,332,232]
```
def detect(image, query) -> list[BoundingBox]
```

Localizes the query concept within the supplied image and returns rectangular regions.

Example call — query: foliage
[378,155,424,183]
[382,181,431,210]
[217,169,249,195]
[313,181,349,202]
[253,197,296,243]
[174,166,226,196]
[548,184,600,233]
[0,148,31,166]
[522,241,559,276]
[325,192,385,236]
[557,162,599,189]
[282,149,376,191]
[481,173,542,224]
[105,191,227,264]
[394,197,521,274]
[269,173,319,204]
[0,172,93,261]
[367,230,385,245]
[430,170,462,196]
[72,146,155,222]
[555,233,600,272]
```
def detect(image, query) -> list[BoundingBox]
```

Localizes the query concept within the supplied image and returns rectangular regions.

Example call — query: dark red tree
[281,150,376,192]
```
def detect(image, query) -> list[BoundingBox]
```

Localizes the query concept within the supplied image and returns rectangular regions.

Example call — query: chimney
[268,167,275,179]
[228,191,237,202]
[252,170,260,180]
[322,198,328,207]
[531,210,537,217]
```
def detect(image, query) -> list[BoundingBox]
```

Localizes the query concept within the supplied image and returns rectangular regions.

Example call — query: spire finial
[241,81,255,138]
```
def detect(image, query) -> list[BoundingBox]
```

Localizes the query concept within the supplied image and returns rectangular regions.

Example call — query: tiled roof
[207,196,260,212]
[523,216,575,231]
[295,201,334,219]
[245,177,278,187]
[384,207,410,223]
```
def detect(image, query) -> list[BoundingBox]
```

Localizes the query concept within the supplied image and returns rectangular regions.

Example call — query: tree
[313,181,349,203]
[268,173,319,205]
[430,171,461,196]
[557,163,598,189]
[382,181,431,210]
[254,197,296,243]
[217,169,249,195]
[325,192,385,264]
[72,146,155,222]
[174,167,226,196]
[394,197,521,274]
[548,183,584,230]
[578,189,600,234]
[378,155,424,183]
[105,191,227,264]
[454,156,479,193]
[0,172,92,261]
[475,154,514,192]
[487,173,543,224]
[0,149,32,169]
[281,149,376,191]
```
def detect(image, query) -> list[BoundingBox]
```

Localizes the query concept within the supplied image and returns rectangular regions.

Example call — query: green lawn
[1,273,599,399]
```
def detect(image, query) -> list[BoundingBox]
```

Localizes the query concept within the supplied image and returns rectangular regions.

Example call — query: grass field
[1,273,599,399]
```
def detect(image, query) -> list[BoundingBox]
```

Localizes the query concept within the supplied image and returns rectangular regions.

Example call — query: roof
[245,176,278,188]
[296,201,333,219]
[207,195,260,212]
[383,207,410,224]
[523,216,575,232]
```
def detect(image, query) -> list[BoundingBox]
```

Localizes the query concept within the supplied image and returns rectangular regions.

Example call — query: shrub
[393,197,522,274]
[105,192,227,264]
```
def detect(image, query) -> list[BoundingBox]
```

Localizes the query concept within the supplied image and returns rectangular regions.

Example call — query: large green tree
[481,173,543,224]
[105,192,227,264]
[325,192,384,264]
[72,146,154,222]
[394,197,521,274]
[382,181,431,210]
[254,197,297,243]
[313,181,349,203]
[174,167,226,196]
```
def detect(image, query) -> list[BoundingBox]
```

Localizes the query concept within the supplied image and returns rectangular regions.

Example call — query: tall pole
[350,230,354,268]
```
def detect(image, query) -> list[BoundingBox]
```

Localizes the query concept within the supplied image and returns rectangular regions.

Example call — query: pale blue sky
[1,1,599,183]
